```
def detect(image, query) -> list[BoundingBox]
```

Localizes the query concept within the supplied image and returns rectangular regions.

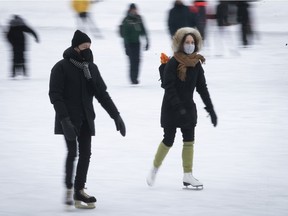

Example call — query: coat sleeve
[49,62,69,120]
[22,25,39,42]
[162,58,183,110]
[196,63,214,109]
[90,65,120,119]
[139,16,148,38]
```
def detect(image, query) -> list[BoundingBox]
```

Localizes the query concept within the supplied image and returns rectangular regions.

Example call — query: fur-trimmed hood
[172,27,203,53]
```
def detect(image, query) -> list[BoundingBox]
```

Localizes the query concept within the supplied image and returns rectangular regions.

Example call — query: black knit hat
[71,30,91,48]
[129,3,137,10]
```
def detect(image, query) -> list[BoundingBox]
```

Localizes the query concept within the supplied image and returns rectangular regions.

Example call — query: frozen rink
[0,0,288,215]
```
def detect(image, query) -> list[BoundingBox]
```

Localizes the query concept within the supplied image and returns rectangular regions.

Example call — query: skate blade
[74,200,95,209]
[183,186,203,191]
[183,182,203,190]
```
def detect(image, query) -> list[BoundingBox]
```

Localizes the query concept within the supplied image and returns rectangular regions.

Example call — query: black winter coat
[168,4,191,37]
[160,57,213,129]
[7,25,38,52]
[49,47,119,136]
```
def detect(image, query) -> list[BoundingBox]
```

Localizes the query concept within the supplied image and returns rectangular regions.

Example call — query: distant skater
[119,3,149,85]
[71,0,102,38]
[6,15,39,78]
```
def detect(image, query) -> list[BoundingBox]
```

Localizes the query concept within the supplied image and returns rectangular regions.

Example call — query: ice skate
[183,173,203,190]
[74,189,96,209]
[146,167,159,186]
[65,188,74,206]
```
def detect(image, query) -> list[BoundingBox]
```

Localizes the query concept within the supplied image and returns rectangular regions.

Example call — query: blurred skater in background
[168,0,192,38]
[6,15,39,78]
[237,1,253,46]
[214,1,239,56]
[190,0,208,41]
[71,0,102,38]
[119,3,149,85]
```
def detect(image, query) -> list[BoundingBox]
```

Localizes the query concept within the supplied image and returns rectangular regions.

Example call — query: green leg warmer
[153,142,170,168]
[182,141,194,173]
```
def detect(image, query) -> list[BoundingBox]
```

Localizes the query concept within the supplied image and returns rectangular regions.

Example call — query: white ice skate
[65,189,74,206]
[183,173,203,190]
[146,167,159,186]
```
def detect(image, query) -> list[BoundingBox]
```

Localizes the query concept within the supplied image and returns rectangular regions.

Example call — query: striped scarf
[69,58,92,80]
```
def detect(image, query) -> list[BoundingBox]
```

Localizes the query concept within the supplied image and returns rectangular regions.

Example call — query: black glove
[60,117,78,141]
[145,38,149,51]
[205,107,217,127]
[114,115,126,137]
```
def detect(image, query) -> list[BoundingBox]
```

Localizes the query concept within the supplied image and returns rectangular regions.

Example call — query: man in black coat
[6,15,39,77]
[168,0,191,38]
[49,30,125,209]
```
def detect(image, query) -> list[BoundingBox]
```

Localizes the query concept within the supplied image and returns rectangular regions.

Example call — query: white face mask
[183,43,195,55]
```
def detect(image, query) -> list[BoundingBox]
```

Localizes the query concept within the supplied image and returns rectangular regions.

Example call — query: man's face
[75,42,91,53]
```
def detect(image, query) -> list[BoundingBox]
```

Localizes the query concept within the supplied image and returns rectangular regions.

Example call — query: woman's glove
[204,107,218,127]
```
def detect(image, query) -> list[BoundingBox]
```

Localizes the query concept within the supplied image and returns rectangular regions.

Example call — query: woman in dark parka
[49,30,125,208]
[147,27,217,189]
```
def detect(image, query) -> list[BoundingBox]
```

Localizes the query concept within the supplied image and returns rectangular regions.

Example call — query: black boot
[74,189,96,209]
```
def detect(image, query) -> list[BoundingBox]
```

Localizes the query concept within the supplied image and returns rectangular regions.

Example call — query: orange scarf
[174,52,205,81]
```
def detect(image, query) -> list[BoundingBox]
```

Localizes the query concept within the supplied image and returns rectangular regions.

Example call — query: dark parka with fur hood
[49,47,119,136]
[160,27,214,129]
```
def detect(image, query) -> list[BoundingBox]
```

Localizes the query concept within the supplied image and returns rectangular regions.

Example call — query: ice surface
[0,0,287,215]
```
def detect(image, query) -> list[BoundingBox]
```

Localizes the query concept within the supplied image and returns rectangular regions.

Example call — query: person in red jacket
[189,0,208,40]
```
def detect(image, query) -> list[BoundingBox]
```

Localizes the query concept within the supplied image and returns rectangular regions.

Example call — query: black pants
[65,120,91,190]
[125,42,140,84]
[241,23,250,46]
[162,127,195,147]
[12,49,26,76]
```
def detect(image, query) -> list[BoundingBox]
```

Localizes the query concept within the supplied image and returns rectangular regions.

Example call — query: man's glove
[114,115,126,137]
[60,117,78,141]
[204,107,217,127]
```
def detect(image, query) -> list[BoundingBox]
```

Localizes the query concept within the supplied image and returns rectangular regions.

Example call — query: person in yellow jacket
[72,0,91,17]
[71,0,102,38]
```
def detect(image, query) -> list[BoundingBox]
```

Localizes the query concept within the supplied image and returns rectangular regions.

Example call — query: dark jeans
[241,23,250,46]
[65,120,91,190]
[12,50,26,76]
[162,127,195,147]
[125,42,140,84]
